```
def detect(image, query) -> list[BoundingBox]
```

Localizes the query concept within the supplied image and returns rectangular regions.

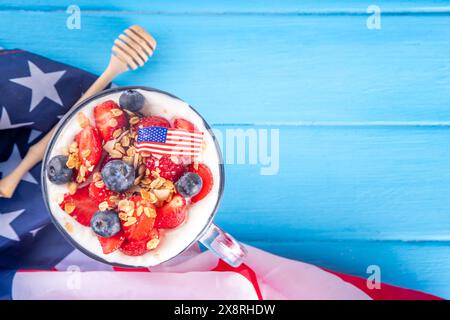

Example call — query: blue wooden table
[1,0,450,298]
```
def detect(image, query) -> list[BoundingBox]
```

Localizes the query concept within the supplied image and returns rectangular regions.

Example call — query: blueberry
[101,160,135,192]
[175,172,203,198]
[119,89,145,112]
[46,155,73,184]
[90,210,121,237]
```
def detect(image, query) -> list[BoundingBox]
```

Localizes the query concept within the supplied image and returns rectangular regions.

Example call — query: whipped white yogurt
[43,88,222,267]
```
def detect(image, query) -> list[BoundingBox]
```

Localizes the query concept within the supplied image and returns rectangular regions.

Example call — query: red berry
[119,239,149,256]
[94,100,128,142]
[119,229,159,256]
[137,116,170,129]
[188,164,213,203]
[172,118,196,132]
[88,180,115,205]
[59,186,98,226]
[145,155,185,182]
[75,125,102,182]
[97,231,125,254]
[121,196,156,242]
[155,195,187,229]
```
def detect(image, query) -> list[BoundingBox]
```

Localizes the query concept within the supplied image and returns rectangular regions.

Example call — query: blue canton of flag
[137,126,168,143]
[0,49,102,299]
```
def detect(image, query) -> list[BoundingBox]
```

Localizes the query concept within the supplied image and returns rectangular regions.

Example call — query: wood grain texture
[1,1,449,298]
[216,126,450,241]
[0,12,449,123]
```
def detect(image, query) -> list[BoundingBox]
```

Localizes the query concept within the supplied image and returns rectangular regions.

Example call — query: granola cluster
[63,108,177,219]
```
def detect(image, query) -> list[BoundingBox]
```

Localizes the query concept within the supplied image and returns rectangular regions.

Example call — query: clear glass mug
[42,86,247,267]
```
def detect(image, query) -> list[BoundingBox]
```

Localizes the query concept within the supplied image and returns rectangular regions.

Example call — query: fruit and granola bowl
[42,87,223,267]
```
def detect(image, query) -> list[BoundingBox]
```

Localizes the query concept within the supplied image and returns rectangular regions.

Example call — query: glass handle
[199,223,247,267]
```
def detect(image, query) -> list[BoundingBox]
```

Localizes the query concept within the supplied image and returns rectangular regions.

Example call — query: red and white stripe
[11,245,442,300]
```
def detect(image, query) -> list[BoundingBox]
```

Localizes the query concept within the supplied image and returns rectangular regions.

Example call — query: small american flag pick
[136,126,204,156]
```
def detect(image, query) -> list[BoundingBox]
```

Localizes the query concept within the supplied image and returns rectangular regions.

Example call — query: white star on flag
[0,107,34,129]
[9,61,66,112]
[29,225,45,238]
[0,144,38,184]
[0,209,24,241]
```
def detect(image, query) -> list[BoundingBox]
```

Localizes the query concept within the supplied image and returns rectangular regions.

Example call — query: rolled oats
[146,238,159,250]
[112,128,123,139]
[144,207,156,218]
[123,217,137,227]
[109,149,123,159]
[93,172,102,182]
[81,149,91,158]
[140,189,151,200]
[67,181,78,195]
[129,116,140,125]
[65,222,74,233]
[121,135,130,147]
[111,108,123,117]
[77,112,90,128]
[114,143,126,155]
[98,201,109,211]
[64,203,76,214]
[108,118,118,127]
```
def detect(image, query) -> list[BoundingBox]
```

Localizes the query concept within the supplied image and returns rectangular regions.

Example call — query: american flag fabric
[0,49,442,300]
[136,126,203,156]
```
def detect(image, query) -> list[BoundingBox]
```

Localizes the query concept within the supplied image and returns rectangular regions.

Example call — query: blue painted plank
[0,12,449,123]
[3,0,450,12]
[248,240,450,299]
[214,125,450,241]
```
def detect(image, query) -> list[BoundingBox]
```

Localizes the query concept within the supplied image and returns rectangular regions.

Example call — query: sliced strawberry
[119,229,159,256]
[119,239,149,256]
[88,180,114,205]
[59,186,98,226]
[97,231,125,254]
[121,196,156,241]
[137,116,170,129]
[94,100,128,142]
[172,118,196,131]
[145,155,185,181]
[75,125,102,182]
[188,163,213,203]
[155,195,187,229]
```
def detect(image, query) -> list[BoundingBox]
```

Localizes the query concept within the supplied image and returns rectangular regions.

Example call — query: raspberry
[145,155,185,181]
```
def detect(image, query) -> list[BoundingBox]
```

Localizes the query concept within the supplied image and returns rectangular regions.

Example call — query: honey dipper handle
[0,57,125,198]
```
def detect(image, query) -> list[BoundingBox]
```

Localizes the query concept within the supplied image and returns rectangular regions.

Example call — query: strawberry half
[59,186,99,226]
[119,229,159,256]
[155,195,187,229]
[188,163,213,203]
[88,180,116,206]
[137,116,170,129]
[75,125,102,182]
[121,196,156,242]
[94,100,128,142]
[172,118,196,132]
[97,231,125,254]
[145,155,185,182]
